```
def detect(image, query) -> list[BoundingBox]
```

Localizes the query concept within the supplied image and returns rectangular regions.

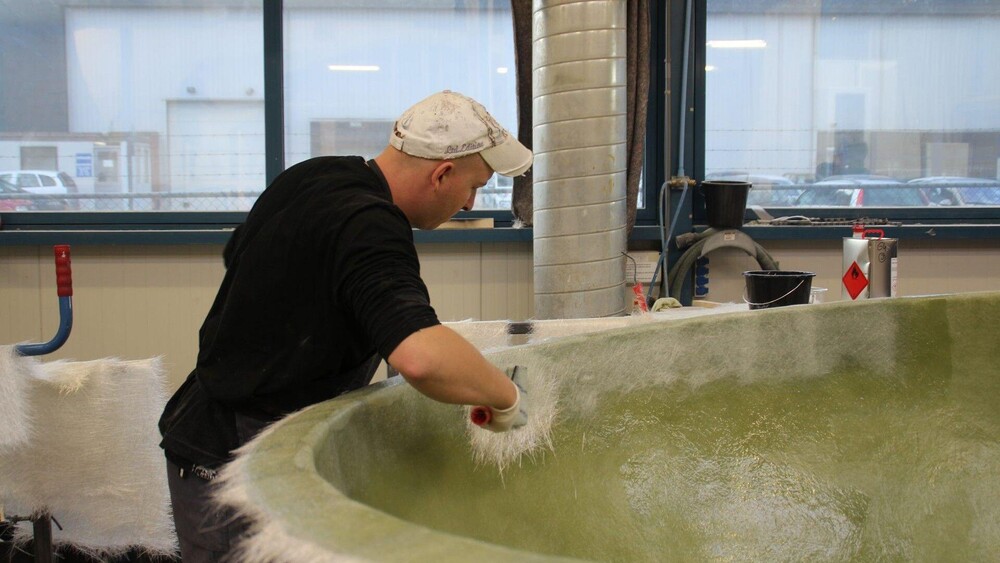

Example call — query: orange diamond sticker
[842,261,869,300]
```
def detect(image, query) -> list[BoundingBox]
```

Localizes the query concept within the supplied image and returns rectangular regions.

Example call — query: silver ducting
[532,0,628,319]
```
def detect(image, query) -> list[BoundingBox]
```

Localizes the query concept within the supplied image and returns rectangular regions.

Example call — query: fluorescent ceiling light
[328,64,380,72]
[707,39,767,49]
[496,66,509,74]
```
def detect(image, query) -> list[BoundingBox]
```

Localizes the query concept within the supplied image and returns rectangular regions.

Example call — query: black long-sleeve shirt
[159,156,440,467]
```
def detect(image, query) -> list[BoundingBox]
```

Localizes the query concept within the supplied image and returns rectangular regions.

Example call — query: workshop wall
[1,240,996,389]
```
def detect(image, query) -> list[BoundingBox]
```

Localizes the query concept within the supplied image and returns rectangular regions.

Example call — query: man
[158,90,532,562]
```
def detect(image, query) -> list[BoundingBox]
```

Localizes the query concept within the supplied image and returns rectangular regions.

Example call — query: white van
[0,170,78,196]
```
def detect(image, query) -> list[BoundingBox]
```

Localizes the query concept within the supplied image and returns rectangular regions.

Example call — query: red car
[0,178,33,211]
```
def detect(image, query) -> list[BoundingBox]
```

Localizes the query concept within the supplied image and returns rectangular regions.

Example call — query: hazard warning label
[843,261,869,300]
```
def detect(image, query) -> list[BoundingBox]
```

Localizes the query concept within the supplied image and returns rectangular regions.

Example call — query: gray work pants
[165,458,249,563]
[165,413,269,562]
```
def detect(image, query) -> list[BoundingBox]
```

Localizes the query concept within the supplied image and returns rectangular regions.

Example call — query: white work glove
[470,366,528,432]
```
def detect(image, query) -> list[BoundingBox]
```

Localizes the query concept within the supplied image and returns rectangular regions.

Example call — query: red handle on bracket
[470,406,492,426]
[863,228,885,239]
[54,244,73,297]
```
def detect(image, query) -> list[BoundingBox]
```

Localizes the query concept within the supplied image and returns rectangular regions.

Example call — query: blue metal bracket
[15,245,73,357]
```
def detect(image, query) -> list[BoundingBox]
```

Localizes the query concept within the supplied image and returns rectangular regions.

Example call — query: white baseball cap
[389,90,533,177]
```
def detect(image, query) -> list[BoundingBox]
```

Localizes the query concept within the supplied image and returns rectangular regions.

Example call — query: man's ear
[430,161,454,190]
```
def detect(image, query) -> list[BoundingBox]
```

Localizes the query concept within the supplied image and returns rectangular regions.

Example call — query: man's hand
[470,366,528,432]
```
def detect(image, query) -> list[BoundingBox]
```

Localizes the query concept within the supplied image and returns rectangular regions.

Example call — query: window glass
[705,1,1000,209]
[283,2,517,211]
[21,146,58,170]
[18,174,41,188]
[0,1,263,212]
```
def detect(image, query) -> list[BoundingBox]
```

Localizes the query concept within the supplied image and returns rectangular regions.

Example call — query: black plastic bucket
[702,180,751,229]
[743,270,816,309]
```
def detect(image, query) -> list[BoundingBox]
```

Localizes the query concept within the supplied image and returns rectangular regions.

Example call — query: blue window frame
[2,0,996,246]
[0,0,539,244]
[688,0,1000,240]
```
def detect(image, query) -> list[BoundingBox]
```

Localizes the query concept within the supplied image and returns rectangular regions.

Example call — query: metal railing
[1,182,997,214]
[0,191,264,212]
[0,187,520,213]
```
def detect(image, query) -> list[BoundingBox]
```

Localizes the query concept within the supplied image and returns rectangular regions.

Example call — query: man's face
[425,155,494,228]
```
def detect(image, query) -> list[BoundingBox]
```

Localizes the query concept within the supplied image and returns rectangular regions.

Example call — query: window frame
[1,0,663,244]
[1,0,997,245]
[688,0,1000,238]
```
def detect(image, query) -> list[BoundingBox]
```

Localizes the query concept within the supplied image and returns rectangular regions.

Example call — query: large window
[0,1,263,212]
[0,1,517,214]
[282,4,516,211]
[703,1,1000,211]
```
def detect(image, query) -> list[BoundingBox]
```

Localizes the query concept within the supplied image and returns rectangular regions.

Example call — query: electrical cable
[645,0,695,305]
[645,182,690,305]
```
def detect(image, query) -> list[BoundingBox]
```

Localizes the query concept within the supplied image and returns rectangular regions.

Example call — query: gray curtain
[510,0,650,233]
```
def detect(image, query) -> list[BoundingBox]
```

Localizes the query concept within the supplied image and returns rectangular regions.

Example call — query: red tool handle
[470,406,492,426]
[54,245,73,297]
[863,228,885,239]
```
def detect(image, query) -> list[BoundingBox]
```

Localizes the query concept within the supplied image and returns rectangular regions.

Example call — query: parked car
[0,177,66,211]
[0,178,33,211]
[705,171,802,206]
[0,170,77,209]
[795,175,928,207]
[906,176,1000,206]
[0,170,78,195]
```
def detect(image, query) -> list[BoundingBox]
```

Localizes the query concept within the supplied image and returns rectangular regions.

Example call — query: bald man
[158,91,532,562]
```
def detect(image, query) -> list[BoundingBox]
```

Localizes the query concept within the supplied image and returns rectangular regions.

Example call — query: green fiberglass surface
[229,293,1000,562]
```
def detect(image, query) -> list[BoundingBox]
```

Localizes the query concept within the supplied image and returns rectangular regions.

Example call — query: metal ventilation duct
[532,0,628,319]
